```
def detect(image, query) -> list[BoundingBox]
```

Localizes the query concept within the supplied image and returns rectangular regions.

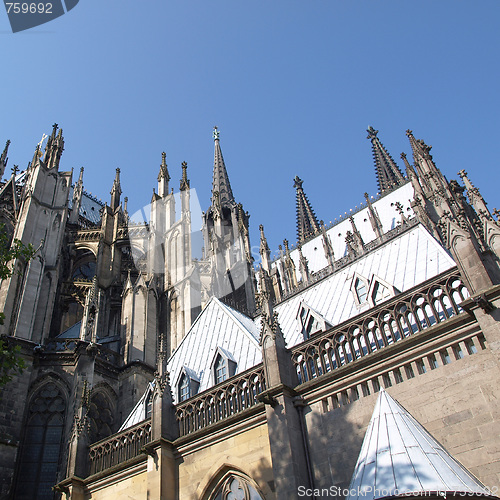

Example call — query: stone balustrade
[176,364,266,437]
[88,419,151,475]
[291,267,469,383]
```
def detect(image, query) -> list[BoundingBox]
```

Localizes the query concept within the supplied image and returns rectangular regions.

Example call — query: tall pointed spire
[44,123,64,170]
[259,224,271,272]
[157,152,170,198]
[69,167,84,224]
[211,126,234,206]
[367,126,405,192]
[110,168,122,210]
[294,175,320,243]
[0,140,10,180]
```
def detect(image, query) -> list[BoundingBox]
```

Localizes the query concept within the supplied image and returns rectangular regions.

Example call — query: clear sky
[1,1,499,258]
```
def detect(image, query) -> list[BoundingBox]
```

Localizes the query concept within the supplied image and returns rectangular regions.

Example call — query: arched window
[179,373,190,401]
[355,278,368,303]
[15,382,66,500]
[210,473,264,500]
[88,391,114,444]
[297,301,332,340]
[210,348,237,386]
[215,354,227,385]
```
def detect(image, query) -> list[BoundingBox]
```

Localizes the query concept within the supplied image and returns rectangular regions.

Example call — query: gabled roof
[347,390,491,500]
[118,382,154,431]
[266,223,456,348]
[167,297,261,402]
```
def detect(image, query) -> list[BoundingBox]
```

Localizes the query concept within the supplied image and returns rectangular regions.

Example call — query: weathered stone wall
[0,350,33,498]
[86,465,148,499]
[303,330,500,493]
[178,417,276,499]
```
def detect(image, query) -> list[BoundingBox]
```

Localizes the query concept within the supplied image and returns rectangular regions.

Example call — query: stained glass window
[15,382,66,500]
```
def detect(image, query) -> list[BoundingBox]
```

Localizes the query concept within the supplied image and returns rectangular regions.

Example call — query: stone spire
[321,222,335,269]
[259,224,271,272]
[367,126,405,192]
[180,161,190,191]
[157,152,170,198]
[458,170,492,222]
[0,140,10,180]
[211,126,234,207]
[44,123,64,170]
[294,175,320,243]
[364,192,384,240]
[69,167,84,224]
[297,244,310,284]
[110,168,122,210]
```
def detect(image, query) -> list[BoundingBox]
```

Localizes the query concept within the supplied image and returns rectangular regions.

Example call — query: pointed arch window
[211,348,237,386]
[351,273,370,307]
[355,278,368,303]
[209,473,264,500]
[176,367,200,402]
[215,355,227,384]
[368,275,399,306]
[297,301,332,340]
[88,391,114,444]
[15,382,66,500]
[179,373,190,401]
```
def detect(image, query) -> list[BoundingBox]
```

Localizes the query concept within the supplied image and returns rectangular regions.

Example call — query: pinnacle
[211,127,234,207]
[367,126,405,192]
[295,175,320,243]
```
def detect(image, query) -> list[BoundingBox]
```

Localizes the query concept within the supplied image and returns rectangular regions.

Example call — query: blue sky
[1,1,500,258]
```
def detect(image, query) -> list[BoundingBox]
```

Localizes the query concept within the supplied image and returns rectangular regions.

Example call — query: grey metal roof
[118,382,154,431]
[167,297,262,403]
[68,187,103,225]
[347,389,491,500]
[266,223,456,348]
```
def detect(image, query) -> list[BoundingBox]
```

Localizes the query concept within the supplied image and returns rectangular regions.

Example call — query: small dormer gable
[296,301,332,340]
[210,347,237,386]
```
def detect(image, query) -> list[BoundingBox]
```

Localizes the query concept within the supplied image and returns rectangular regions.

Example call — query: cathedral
[1,124,500,500]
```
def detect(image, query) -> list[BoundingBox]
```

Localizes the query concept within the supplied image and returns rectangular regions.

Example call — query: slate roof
[347,390,491,500]
[68,187,103,225]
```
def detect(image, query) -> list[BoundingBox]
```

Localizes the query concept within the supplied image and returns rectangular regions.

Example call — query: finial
[161,151,167,165]
[180,161,190,190]
[11,165,19,176]
[213,126,220,140]
[406,129,413,137]
[366,126,378,140]
[293,175,303,190]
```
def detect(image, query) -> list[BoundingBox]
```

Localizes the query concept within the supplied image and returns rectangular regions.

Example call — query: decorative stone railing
[71,228,102,243]
[89,419,151,475]
[291,268,469,384]
[176,364,266,437]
